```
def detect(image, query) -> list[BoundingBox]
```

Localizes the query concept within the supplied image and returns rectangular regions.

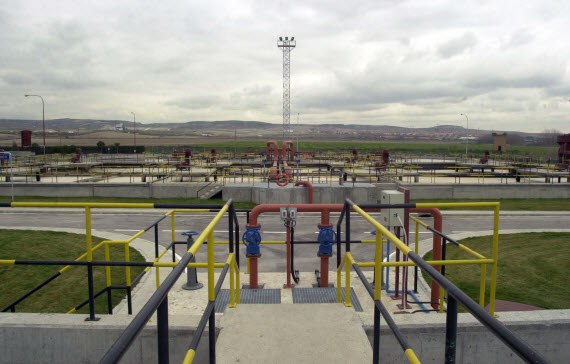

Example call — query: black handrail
[1,271,62,312]
[100,252,194,363]
[186,263,230,357]
[100,199,234,363]
[344,198,549,364]
[352,263,414,357]
[408,250,547,364]
[196,181,214,198]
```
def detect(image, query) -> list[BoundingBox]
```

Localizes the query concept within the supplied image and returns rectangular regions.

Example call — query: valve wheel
[276,173,289,186]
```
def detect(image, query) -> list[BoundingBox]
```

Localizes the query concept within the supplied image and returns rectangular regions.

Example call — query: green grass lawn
[422,232,570,309]
[189,140,557,157]
[414,198,570,211]
[0,196,256,209]
[0,230,146,314]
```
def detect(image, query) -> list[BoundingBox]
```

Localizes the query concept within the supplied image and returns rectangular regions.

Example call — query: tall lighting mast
[277,36,296,138]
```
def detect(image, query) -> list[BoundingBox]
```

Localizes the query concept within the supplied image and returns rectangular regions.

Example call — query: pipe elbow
[294,181,313,204]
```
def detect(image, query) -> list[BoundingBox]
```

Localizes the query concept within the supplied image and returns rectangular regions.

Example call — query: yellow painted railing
[2,202,241,320]
[336,201,500,316]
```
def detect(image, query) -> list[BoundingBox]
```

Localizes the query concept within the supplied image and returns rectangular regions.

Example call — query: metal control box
[280,207,298,221]
[381,190,404,227]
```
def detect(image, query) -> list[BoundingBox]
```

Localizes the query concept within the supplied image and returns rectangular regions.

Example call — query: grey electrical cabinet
[380,190,404,227]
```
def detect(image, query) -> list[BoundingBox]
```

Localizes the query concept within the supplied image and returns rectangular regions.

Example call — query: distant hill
[0,118,533,136]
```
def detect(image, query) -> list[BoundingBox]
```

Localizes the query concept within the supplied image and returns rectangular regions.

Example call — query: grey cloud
[502,28,534,49]
[38,71,107,89]
[299,82,468,111]
[545,85,570,97]
[465,73,560,90]
[437,32,477,59]
[165,95,223,109]
[243,84,273,96]
[30,20,92,67]
[0,0,568,132]
[0,71,34,85]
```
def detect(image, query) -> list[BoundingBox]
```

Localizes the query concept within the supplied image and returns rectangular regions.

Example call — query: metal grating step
[292,287,363,312]
[215,289,281,313]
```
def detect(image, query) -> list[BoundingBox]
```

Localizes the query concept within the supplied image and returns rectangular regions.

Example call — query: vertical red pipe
[320,256,329,287]
[249,257,259,289]
[410,207,443,310]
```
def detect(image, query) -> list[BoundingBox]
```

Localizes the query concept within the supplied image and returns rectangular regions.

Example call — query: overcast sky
[1,0,569,132]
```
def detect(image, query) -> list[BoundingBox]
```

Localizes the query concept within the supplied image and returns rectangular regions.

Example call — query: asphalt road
[1,208,569,276]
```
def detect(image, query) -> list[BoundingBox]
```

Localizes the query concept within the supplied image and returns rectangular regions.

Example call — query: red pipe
[249,257,259,289]
[409,207,443,310]
[283,140,295,161]
[266,140,279,162]
[294,181,313,204]
[393,187,410,305]
[245,204,441,307]
[320,256,329,287]
[247,204,344,288]
[246,204,348,228]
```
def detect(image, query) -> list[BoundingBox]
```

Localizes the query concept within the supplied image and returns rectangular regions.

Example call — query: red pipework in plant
[294,181,313,204]
[409,207,443,310]
[266,140,279,162]
[282,140,295,161]
[246,204,347,229]
[245,203,442,308]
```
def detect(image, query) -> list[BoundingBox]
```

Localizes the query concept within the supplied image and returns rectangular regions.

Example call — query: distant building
[524,136,537,144]
[493,133,507,152]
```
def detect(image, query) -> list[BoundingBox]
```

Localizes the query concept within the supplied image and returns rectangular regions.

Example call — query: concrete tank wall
[0,310,567,363]
[0,313,210,364]
[365,310,570,363]
[0,182,569,203]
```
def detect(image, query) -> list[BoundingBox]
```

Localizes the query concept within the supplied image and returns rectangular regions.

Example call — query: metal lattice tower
[277,36,296,136]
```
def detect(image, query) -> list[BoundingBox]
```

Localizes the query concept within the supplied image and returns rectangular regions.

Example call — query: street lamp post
[131,112,136,153]
[24,94,46,157]
[461,113,469,155]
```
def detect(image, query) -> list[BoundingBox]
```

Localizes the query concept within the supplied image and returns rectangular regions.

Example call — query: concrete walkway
[216,303,373,364]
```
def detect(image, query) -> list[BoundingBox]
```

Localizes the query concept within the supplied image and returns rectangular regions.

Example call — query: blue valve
[243,226,262,256]
[317,226,337,256]
[182,231,200,242]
